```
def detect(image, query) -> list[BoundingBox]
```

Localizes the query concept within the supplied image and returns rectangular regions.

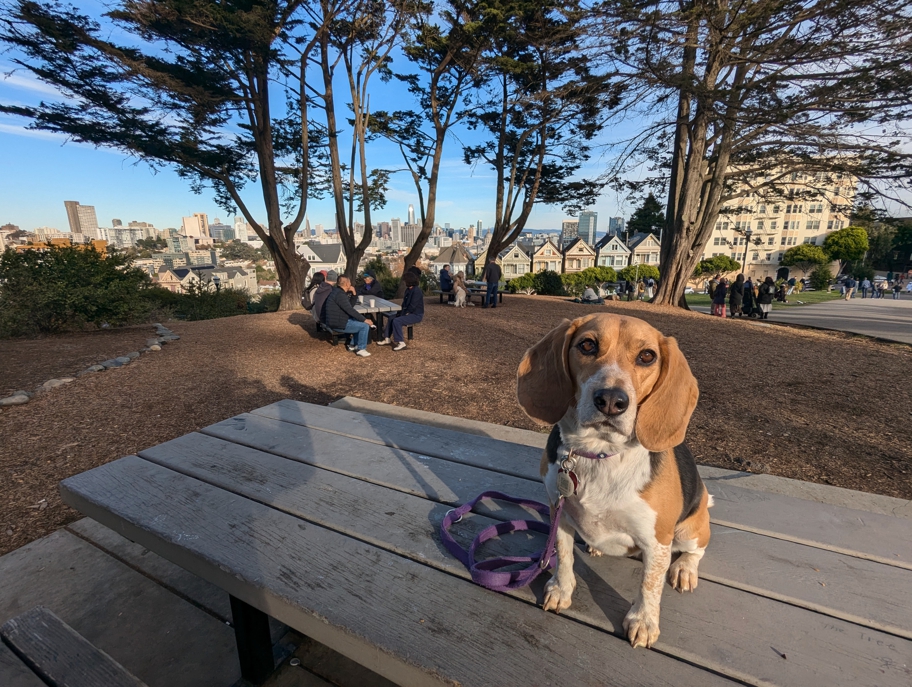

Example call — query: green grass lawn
[684,289,842,310]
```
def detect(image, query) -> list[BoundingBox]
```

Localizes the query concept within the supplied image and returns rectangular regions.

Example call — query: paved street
[693,296,912,344]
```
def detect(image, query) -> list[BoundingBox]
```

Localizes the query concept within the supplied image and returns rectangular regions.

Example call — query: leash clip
[446,509,463,524]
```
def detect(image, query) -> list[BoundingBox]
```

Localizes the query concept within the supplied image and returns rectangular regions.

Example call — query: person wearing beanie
[377,271,423,351]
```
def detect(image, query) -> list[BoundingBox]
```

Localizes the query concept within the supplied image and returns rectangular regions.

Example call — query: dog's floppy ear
[635,335,699,452]
[517,318,580,425]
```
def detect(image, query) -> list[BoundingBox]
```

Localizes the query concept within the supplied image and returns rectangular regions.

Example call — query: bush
[508,273,537,294]
[144,282,250,320]
[257,291,282,312]
[849,264,875,282]
[533,270,564,296]
[561,267,618,296]
[617,264,660,283]
[0,245,153,337]
[809,265,832,291]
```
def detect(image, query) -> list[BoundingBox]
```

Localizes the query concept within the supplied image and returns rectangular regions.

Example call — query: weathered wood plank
[200,414,547,518]
[0,641,45,687]
[59,456,734,687]
[244,400,912,569]
[708,483,912,570]
[138,432,912,686]
[0,607,148,687]
[252,400,544,478]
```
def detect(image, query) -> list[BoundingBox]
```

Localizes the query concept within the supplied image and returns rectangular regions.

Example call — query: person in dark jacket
[439,264,454,295]
[711,278,728,317]
[728,273,745,317]
[756,276,776,319]
[358,271,385,299]
[482,258,502,308]
[321,275,376,356]
[742,277,757,317]
[310,272,333,327]
[377,271,424,351]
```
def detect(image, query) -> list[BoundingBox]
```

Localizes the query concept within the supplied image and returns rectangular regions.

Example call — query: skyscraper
[408,204,416,225]
[608,216,625,236]
[63,201,99,240]
[476,220,482,236]
[402,223,420,246]
[391,218,402,244]
[561,219,579,246]
[578,211,598,245]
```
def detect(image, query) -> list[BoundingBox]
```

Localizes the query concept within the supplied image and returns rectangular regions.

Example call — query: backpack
[302,285,315,310]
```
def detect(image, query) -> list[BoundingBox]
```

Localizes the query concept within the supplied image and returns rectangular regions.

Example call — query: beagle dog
[516,313,710,649]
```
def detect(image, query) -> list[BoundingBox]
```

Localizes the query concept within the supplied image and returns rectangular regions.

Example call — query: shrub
[0,245,153,337]
[144,281,249,320]
[533,270,564,295]
[257,291,282,312]
[508,273,537,294]
[617,264,660,283]
[561,267,618,296]
[809,265,833,291]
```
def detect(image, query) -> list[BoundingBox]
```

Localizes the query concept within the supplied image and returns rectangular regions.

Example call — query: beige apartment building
[701,169,856,279]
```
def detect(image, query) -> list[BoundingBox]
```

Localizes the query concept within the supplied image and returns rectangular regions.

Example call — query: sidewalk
[694,296,912,344]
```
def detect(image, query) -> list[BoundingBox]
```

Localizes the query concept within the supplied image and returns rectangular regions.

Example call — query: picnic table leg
[230,595,275,685]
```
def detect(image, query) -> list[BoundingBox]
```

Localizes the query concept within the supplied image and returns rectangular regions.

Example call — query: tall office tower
[444,223,451,230]
[194,212,210,237]
[377,221,390,239]
[234,216,247,238]
[390,218,402,244]
[608,216,625,236]
[314,223,325,240]
[408,204,416,225]
[111,218,123,227]
[561,219,579,246]
[402,223,420,246]
[578,211,598,245]
[476,220,482,236]
[304,215,311,237]
[63,201,100,239]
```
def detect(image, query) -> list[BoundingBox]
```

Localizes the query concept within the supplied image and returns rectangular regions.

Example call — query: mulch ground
[1,296,911,556]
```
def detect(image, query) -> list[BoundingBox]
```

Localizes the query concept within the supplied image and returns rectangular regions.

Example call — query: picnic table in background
[58,400,912,687]
[434,281,504,305]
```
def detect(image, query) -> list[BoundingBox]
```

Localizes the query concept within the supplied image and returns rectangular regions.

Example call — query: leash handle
[439,490,563,592]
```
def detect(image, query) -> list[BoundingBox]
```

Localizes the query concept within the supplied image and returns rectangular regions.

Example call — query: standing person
[786,276,796,295]
[637,279,646,300]
[711,278,727,317]
[757,276,776,319]
[645,276,655,300]
[482,257,502,308]
[742,277,756,317]
[844,276,857,300]
[377,271,424,350]
[439,264,454,300]
[321,275,376,357]
[729,273,745,317]
[893,281,902,299]
[626,280,635,301]
[860,277,871,298]
[877,280,888,299]
[776,281,787,303]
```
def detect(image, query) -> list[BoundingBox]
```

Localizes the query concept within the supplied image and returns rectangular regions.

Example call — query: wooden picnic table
[59,401,912,686]
[354,296,400,340]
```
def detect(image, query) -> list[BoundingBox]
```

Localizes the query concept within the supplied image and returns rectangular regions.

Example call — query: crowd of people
[708,273,777,319]
[836,275,909,300]
[302,266,425,357]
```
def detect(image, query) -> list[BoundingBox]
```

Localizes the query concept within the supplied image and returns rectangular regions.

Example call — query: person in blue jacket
[377,271,424,351]
[358,271,385,299]
[439,264,454,299]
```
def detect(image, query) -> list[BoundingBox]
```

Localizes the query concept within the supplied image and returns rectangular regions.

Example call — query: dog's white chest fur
[544,448,657,555]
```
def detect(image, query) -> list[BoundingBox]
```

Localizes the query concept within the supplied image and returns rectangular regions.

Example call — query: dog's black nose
[594,388,629,416]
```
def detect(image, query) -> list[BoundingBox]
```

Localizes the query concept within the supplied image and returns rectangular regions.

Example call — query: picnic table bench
[322,297,413,345]
[433,288,504,305]
[58,400,912,686]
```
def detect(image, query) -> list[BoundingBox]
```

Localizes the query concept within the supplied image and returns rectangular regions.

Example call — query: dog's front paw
[623,606,660,648]
[587,545,604,557]
[668,553,700,593]
[542,576,574,613]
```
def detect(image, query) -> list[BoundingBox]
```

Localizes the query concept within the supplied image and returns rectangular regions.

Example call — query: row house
[561,237,596,273]
[594,234,631,268]
[628,233,662,266]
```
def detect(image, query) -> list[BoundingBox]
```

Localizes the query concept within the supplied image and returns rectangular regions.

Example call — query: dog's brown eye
[637,349,657,365]
[577,338,598,355]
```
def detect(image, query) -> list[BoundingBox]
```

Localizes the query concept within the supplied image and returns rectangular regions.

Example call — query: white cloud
[0,69,62,97]
[0,122,67,141]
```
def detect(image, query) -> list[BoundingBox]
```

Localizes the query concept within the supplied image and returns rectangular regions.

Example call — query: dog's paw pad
[587,545,604,557]
[542,578,574,613]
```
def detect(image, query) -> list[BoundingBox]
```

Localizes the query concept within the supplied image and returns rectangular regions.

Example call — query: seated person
[439,264,454,299]
[358,270,385,299]
[308,272,333,327]
[377,271,424,351]
[321,275,376,357]
[582,286,601,302]
[452,270,470,307]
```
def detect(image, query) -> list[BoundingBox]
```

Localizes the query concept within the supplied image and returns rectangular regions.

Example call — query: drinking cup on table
[358,296,364,304]
[370,298,376,307]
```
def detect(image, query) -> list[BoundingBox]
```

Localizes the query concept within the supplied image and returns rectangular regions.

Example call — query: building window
[773,205,781,214]
[770,221,778,231]
[713,237,722,245]
[765,253,772,261]
[752,252,760,260]
[778,253,784,262]
[756,221,765,231]
[767,237,775,245]
[759,205,767,214]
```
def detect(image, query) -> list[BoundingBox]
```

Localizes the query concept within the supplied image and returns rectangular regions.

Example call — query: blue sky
[0,62,638,235]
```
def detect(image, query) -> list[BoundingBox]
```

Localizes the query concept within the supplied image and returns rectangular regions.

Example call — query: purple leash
[439,490,563,592]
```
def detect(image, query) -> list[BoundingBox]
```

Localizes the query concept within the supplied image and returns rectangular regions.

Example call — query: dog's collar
[559,446,616,461]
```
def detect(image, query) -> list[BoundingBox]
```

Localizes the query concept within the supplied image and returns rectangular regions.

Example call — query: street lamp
[742,227,753,275]
[212,274,222,293]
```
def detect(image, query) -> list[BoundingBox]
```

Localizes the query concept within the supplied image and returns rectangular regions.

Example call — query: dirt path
[1,296,910,556]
